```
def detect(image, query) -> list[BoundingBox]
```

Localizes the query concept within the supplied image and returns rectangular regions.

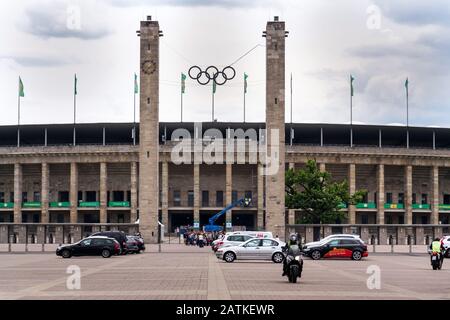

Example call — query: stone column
[161,161,169,231]
[55,226,64,244]
[130,162,138,223]
[257,163,264,229]
[138,16,161,243]
[193,164,200,229]
[431,166,439,225]
[305,227,314,243]
[398,226,407,244]
[360,227,370,243]
[16,225,26,243]
[376,164,385,225]
[264,17,286,239]
[348,163,356,224]
[100,162,108,224]
[41,163,49,223]
[0,225,8,243]
[434,226,443,239]
[225,164,232,230]
[323,226,332,237]
[71,226,82,242]
[379,227,388,245]
[36,226,46,244]
[405,165,413,225]
[13,163,22,223]
[70,163,78,224]
[416,227,425,245]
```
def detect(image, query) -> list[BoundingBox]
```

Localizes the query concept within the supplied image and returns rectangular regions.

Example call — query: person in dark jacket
[282,233,303,276]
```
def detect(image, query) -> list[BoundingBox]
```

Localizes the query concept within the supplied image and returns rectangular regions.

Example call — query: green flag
[134,73,139,94]
[405,78,409,90]
[213,80,216,94]
[350,75,355,97]
[74,74,78,95]
[19,77,24,97]
[181,73,187,94]
[244,73,248,94]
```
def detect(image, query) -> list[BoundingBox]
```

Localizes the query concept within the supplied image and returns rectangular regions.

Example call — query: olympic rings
[188,65,236,85]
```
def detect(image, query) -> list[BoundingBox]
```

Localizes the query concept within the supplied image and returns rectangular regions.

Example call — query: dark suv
[56,236,120,258]
[90,231,128,254]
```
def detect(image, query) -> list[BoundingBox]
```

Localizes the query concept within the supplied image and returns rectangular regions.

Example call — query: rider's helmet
[434,238,440,242]
[288,233,298,246]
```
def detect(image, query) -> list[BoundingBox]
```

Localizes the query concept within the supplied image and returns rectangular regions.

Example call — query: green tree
[285,159,367,224]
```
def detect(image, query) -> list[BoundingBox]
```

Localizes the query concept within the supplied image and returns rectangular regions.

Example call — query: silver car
[215,238,285,263]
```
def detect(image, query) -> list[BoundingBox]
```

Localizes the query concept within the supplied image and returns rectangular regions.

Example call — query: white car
[212,234,255,251]
[215,237,286,263]
[441,236,450,257]
[304,234,362,248]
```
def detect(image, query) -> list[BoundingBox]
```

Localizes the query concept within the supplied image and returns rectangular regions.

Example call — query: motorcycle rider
[429,237,445,266]
[282,233,303,276]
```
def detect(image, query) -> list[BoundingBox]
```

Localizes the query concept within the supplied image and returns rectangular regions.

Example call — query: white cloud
[19,1,113,40]
[107,0,273,8]
[0,0,448,128]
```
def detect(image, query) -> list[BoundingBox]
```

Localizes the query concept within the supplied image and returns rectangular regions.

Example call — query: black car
[126,236,140,254]
[90,231,128,254]
[302,238,368,261]
[129,235,145,252]
[56,236,120,258]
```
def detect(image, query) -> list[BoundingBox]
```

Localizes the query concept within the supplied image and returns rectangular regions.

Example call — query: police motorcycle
[282,234,304,283]
[428,248,444,270]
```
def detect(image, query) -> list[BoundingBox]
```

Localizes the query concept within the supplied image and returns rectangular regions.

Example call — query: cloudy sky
[0,0,449,127]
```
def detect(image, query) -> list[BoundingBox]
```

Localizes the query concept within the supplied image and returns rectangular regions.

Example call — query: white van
[211,231,274,252]
[227,231,273,239]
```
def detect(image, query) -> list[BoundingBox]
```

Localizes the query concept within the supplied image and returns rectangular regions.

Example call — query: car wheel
[446,250,450,259]
[352,250,362,261]
[311,250,321,260]
[102,249,111,258]
[272,252,284,263]
[223,251,236,263]
[61,250,71,259]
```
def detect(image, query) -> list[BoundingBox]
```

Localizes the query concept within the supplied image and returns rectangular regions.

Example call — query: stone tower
[264,17,287,238]
[138,16,162,243]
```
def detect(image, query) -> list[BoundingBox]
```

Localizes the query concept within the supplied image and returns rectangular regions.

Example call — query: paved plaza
[0,245,449,300]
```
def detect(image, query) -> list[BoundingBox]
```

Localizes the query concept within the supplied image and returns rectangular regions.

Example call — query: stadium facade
[0,17,449,244]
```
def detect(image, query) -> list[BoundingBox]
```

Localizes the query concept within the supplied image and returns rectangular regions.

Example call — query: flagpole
[350,76,353,126]
[406,80,409,128]
[290,73,293,124]
[350,75,353,147]
[181,86,183,123]
[212,83,215,122]
[73,74,77,146]
[133,83,136,146]
[406,78,409,148]
[17,77,21,148]
[243,85,246,123]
